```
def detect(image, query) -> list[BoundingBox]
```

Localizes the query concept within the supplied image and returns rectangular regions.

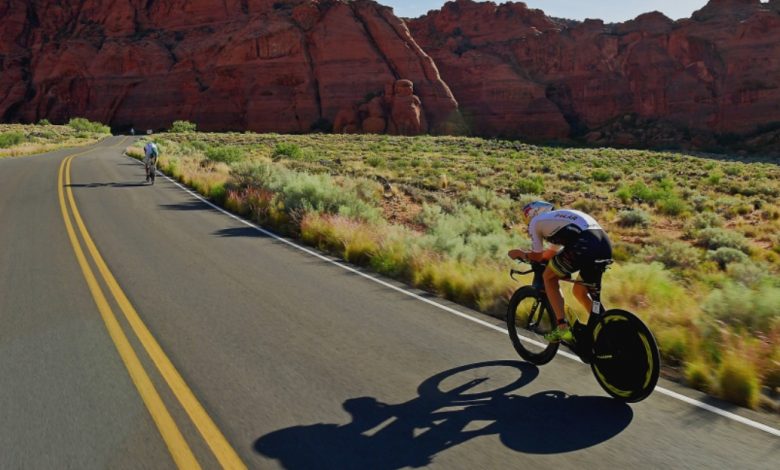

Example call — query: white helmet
[522,200,554,223]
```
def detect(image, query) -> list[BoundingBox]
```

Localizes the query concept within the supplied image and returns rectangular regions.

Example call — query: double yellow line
[57,138,246,469]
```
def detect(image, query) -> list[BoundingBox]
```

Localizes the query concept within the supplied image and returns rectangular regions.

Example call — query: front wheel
[506,286,559,365]
[590,309,660,403]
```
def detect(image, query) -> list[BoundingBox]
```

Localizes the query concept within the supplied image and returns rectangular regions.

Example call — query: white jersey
[528,209,602,252]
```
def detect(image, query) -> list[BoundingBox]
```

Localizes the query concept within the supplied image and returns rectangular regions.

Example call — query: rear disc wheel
[590,309,660,402]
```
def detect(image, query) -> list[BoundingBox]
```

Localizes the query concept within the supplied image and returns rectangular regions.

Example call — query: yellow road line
[58,156,201,469]
[64,151,246,469]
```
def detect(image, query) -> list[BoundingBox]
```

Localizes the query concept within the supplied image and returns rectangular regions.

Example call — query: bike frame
[511,260,612,358]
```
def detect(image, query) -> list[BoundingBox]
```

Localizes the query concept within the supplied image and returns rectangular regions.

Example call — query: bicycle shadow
[254,360,633,469]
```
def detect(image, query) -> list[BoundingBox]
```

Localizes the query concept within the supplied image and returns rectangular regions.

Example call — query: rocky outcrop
[333,78,428,135]
[0,0,460,134]
[408,0,780,149]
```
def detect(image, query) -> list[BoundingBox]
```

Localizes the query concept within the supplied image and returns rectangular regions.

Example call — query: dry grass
[0,123,109,158]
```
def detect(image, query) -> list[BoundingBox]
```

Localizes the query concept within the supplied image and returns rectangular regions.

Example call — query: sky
[383,0,712,23]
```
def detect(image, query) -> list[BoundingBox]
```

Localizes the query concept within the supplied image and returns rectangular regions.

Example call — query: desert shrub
[464,187,512,212]
[209,182,227,205]
[656,326,690,365]
[273,142,303,159]
[657,196,688,216]
[726,261,771,288]
[0,131,25,148]
[37,119,51,125]
[366,155,386,168]
[515,175,544,195]
[590,169,614,182]
[67,117,110,134]
[616,181,669,204]
[604,262,704,329]
[230,160,275,188]
[690,211,724,230]
[205,146,244,164]
[370,230,417,279]
[685,360,714,392]
[702,282,780,333]
[169,120,197,133]
[572,199,600,214]
[417,203,522,263]
[717,354,760,409]
[638,241,702,270]
[274,170,380,223]
[696,228,749,253]
[617,209,651,227]
[707,247,748,269]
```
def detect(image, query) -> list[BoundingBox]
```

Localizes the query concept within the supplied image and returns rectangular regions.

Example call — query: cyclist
[143,141,159,183]
[508,201,612,343]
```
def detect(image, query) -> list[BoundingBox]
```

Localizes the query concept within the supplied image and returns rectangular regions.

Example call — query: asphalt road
[1,137,778,469]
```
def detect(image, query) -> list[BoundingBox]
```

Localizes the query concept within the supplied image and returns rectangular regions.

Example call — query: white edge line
[123,152,780,439]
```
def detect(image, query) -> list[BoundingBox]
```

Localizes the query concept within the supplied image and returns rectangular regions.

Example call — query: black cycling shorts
[549,229,612,284]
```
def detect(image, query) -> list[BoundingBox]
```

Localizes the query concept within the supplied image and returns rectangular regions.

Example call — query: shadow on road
[254,360,632,468]
[159,201,212,211]
[213,227,271,238]
[67,182,148,188]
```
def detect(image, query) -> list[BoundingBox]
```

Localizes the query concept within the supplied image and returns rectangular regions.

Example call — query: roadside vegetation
[0,119,110,158]
[127,126,779,410]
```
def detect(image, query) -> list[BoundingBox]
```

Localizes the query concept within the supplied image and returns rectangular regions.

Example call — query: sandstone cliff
[0,0,459,133]
[1,0,780,152]
[409,0,780,150]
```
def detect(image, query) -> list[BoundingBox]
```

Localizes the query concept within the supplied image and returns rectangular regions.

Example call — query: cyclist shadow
[254,360,633,469]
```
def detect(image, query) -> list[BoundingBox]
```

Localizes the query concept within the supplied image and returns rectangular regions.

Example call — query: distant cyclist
[508,201,613,343]
[143,141,159,183]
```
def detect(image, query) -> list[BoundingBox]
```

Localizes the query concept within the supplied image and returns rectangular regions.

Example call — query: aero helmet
[522,200,554,223]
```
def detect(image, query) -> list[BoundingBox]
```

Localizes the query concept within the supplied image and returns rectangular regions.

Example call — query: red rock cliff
[1,0,780,151]
[0,0,459,133]
[408,0,780,148]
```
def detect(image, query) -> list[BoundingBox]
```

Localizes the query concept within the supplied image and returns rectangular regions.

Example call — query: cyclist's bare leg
[573,283,593,319]
[543,266,566,325]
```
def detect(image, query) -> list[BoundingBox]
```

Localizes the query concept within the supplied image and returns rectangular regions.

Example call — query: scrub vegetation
[125,128,779,410]
[0,120,110,157]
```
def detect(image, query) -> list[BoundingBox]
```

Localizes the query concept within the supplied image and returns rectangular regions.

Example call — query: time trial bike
[506,259,660,402]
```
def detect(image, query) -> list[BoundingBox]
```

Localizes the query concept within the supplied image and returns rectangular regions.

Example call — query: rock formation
[409,0,780,150]
[387,79,427,135]
[1,0,780,152]
[0,0,460,134]
[360,96,387,134]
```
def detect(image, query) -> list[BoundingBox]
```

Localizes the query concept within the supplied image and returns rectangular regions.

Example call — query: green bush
[205,146,244,164]
[690,211,724,230]
[685,360,713,392]
[718,354,760,409]
[0,131,25,148]
[657,196,688,216]
[515,175,544,195]
[169,120,197,133]
[273,142,303,159]
[67,117,110,134]
[703,282,780,333]
[639,241,702,270]
[591,169,614,182]
[707,247,748,269]
[366,155,386,168]
[696,228,749,253]
[617,209,651,227]
[656,326,689,365]
[37,119,51,126]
